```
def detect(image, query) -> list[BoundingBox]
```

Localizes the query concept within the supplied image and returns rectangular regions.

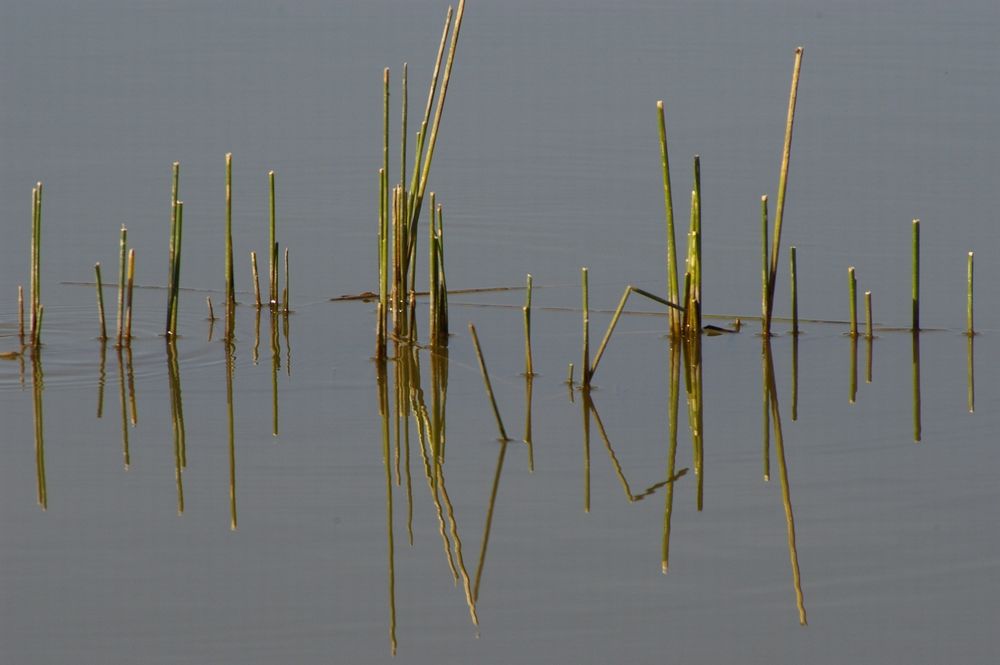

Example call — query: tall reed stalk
[764,47,804,335]
[656,101,680,337]
[225,153,235,305]
[125,250,135,342]
[268,170,277,305]
[116,225,128,346]
[967,251,974,335]
[790,246,798,335]
[250,251,262,307]
[523,274,533,376]
[29,182,43,342]
[911,218,919,332]
[581,268,590,387]
[848,266,857,337]
[166,163,180,334]
[864,291,873,339]
[761,195,769,322]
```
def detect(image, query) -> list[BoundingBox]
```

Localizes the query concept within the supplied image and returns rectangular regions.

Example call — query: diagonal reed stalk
[657,101,680,337]
[764,47,804,336]
[468,323,510,442]
[95,264,108,341]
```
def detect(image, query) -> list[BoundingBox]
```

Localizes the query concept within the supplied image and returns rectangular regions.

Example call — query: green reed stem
[250,251,261,307]
[225,153,234,305]
[567,363,574,385]
[401,62,408,189]
[94,264,107,341]
[761,195,769,322]
[468,323,510,441]
[581,268,590,386]
[166,163,179,333]
[523,274,533,376]
[283,247,289,312]
[590,285,632,379]
[116,225,128,345]
[911,219,919,332]
[170,202,184,335]
[790,246,798,335]
[18,284,25,340]
[268,171,277,304]
[848,266,857,337]
[967,251,974,335]
[657,101,679,337]
[865,291,872,339]
[765,47,804,336]
[33,305,44,348]
[125,250,135,342]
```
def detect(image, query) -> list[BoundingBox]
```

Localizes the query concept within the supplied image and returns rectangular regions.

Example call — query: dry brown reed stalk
[250,251,262,307]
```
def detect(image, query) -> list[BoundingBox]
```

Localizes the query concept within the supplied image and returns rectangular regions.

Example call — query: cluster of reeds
[98,225,137,346]
[249,169,289,314]
[375,0,465,355]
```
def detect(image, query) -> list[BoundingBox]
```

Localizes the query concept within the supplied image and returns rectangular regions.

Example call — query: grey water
[1,1,999,663]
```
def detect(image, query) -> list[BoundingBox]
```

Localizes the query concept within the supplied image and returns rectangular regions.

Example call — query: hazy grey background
[1,1,998,663]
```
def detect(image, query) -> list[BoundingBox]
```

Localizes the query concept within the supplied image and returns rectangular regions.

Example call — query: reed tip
[661,562,668,574]
[226,152,232,160]
[172,161,179,167]
[865,290,871,296]
[268,170,275,177]
[656,100,664,109]
[969,251,974,257]
[795,46,804,53]
[761,194,768,202]
[912,218,920,225]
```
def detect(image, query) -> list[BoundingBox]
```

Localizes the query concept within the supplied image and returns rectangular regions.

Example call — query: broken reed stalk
[523,274,533,376]
[911,219,919,332]
[761,195,769,321]
[268,170,277,305]
[848,266,857,337]
[566,363,574,385]
[581,268,590,387]
[18,285,25,340]
[790,246,799,335]
[125,250,135,341]
[865,291,872,339]
[116,225,128,345]
[250,252,262,307]
[94,264,108,341]
[657,101,680,338]
[467,323,510,442]
[764,47,804,336]
[590,285,685,382]
[225,153,235,306]
[967,251,974,335]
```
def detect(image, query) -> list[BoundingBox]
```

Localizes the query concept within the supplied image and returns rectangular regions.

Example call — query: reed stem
[765,47,804,335]
[283,247,289,313]
[657,101,679,337]
[125,250,135,342]
[250,251,261,307]
[166,163,179,334]
[581,268,590,386]
[95,264,107,341]
[911,219,919,332]
[468,323,510,441]
[169,202,184,335]
[865,291,872,339]
[790,246,798,335]
[567,363,574,385]
[207,296,216,321]
[268,171,277,305]
[116,225,128,346]
[761,195,769,322]
[848,266,857,337]
[967,251,974,335]
[523,274,533,377]
[18,285,25,341]
[225,153,235,305]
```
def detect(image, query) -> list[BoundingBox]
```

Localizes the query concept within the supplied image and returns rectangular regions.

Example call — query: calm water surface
[1,1,999,663]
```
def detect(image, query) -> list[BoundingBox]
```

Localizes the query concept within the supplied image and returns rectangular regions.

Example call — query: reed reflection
[166,339,186,514]
[523,373,534,472]
[270,310,280,437]
[912,332,921,443]
[683,336,704,511]
[661,343,681,573]
[375,354,396,655]
[762,339,807,625]
[31,349,47,510]
[116,346,131,469]
[225,338,237,530]
[791,326,799,421]
[97,339,107,418]
[848,335,857,404]
[967,335,974,414]
[865,333,873,385]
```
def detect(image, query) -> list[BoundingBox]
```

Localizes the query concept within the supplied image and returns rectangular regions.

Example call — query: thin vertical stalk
[849,335,857,404]
[250,251,262,307]
[765,47,804,335]
[34,182,43,333]
[523,274,533,377]
[967,335,975,414]
[167,163,179,333]
[18,285,25,341]
[400,62,408,189]
[268,171,277,305]
[761,195,769,322]
[95,264,108,341]
[29,186,38,337]
[912,332,921,442]
[170,202,184,335]
[967,251,974,335]
[225,153,234,305]
[125,250,135,341]
[468,323,510,442]
[429,192,439,344]
[283,247,289,313]
[911,219,920,332]
[116,225,128,346]
[581,268,590,386]
[790,246,799,335]
[657,101,679,337]
[848,267,857,337]
[864,291,872,339]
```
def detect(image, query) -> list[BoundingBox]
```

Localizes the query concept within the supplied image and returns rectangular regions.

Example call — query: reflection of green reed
[473,438,507,603]
[912,333,921,442]
[581,388,591,513]
[270,311,280,437]
[762,340,807,625]
[849,335,857,404]
[761,344,770,482]
[166,340,186,513]
[375,356,397,656]
[661,344,681,573]
[116,346,131,469]
[31,349,47,510]
[97,339,107,418]
[967,336,975,414]
[683,336,704,510]
[225,339,237,530]
[791,335,799,421]
[523,373,534,472]
[586,391,684,503]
